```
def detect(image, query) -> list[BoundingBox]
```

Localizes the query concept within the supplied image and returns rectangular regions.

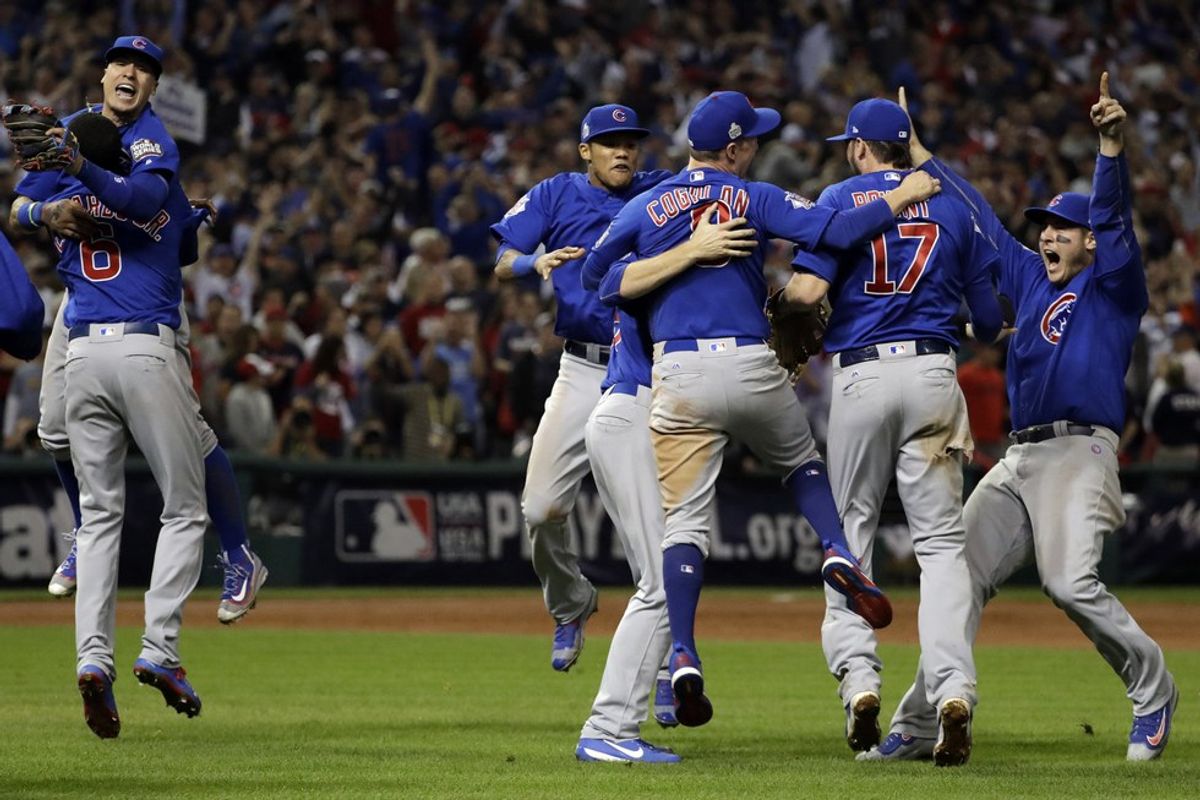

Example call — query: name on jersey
[130,138,163,162]
[646,184,749,227]
[69,194,171,241]
[1040,292,1077,345]
[851,189,928,221]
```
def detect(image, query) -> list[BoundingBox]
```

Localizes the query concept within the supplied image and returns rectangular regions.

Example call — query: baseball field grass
[0,587,1196,800]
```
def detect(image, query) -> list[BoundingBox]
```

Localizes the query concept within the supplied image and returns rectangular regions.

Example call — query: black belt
[564,339,610,366]
[1010,422,1096,445]
[836,338,954,368]
[68,321,164,341]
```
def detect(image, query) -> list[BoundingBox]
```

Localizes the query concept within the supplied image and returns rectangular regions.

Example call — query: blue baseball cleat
[1128,686,1179,761]
[133,658,202,717]
[856,731,936,761]
[217,548,269,624]
[576,737,681,763]
[551,588,598,672]
[654,675,678,728]
[822,544,893,629]
[78,664,120,739]
[669,643,713,728]
[48,533,78,597]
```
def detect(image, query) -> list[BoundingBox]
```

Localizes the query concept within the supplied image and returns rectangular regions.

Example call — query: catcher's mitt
[765,287,830,382]
[2,102,79,171]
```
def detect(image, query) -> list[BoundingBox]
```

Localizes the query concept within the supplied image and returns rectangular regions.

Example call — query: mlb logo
[888,344,907,355]
[98,326,116,337]
[707,342,728,353]
[884,171,901,182]
[335,490,436,562]
[690,170,704,182]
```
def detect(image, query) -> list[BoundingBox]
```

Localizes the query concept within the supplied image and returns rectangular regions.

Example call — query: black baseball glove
[68,113,131,175]
[1,102,79,171]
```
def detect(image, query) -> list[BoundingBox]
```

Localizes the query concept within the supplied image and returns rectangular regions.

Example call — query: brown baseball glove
[2,102,78,171]
[765,287,830,382]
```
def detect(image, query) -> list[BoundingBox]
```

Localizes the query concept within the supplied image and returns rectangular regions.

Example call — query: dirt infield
[2,591,1196,649]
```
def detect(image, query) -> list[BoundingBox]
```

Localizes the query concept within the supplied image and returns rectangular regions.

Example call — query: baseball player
[862,77,1178,762]
[581,91,940,727]
[0,230,45,360]
[6,35,230,738]
[780,97,1005,766]
[10,49,267,627]
[576,218,756,763]
[490,104,672,671]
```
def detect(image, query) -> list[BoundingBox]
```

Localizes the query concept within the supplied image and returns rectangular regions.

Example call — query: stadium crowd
[1,0,1198,463]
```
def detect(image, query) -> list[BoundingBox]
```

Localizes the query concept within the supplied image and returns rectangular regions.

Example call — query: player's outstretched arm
[0,231,45,360]
[814,174,940,251]
[897,87,933,168]
[495,245,586,281]
[611,206,756,300]
[1092,71,1125,159]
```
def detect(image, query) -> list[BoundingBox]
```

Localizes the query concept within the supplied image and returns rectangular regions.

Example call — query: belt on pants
[68,321,166,341]
[608,380,648,397]
[662,336,764,354]
[835,338,954,368]
[1010,421,1096,445]
[564,339,610,366]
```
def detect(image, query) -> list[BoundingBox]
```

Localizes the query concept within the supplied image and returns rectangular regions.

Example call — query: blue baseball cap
[826,98,911,142]
[1024,192,1091,229]
[580,104,650,143]
[687,91,780,150]
[105,35,164,78]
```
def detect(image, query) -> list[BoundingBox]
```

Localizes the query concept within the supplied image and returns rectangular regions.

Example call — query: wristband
[512,254,538,277]
[19,202,44,230]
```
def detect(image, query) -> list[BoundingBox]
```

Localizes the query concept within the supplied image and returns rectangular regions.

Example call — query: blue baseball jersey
[0,231,45,359]
[582,167,847,342]
[16,105,192,328]
[600,303,654,391]
[490,170,671,345]
[923,154,1146,432]
[801,169,1002,351]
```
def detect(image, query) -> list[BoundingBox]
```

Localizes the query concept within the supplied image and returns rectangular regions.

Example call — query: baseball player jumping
[582,91,940,727]
[490,105,671,672]
[9,39,267,628]
[576,215,755,763]
[863,76,1178,763]
[781,98,1005,766]
[5,35,245,738]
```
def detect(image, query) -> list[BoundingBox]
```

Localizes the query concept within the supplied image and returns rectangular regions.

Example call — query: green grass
[0,595,1197,799]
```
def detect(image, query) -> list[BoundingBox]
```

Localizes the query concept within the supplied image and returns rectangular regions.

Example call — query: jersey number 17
[864,222,939,296]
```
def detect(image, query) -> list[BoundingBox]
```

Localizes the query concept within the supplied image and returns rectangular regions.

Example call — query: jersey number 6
[81,222,123,282]
[864,222,940,296]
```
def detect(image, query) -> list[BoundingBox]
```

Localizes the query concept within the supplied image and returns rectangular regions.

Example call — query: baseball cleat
[846,690,882,751]
[551,587,598,672]
[217,548,269,624]
[78,665,120,739]
[576,737,681,763]
[48,534,79,597]
[669,643,713,728]
[1127,685,1179,761]
[821,544,893,629]
[654,674,679,728]
[857,731,937,761]
[933,698,972,767]
[133,658,202,717]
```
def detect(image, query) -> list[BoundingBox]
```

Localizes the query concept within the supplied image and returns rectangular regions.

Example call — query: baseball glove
[2,102,79,171]
[765,287,830,381]
[68,113,131,175]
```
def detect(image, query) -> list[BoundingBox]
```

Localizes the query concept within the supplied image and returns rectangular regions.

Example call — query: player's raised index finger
[1099,71,1110,99]
[898,86,908,111]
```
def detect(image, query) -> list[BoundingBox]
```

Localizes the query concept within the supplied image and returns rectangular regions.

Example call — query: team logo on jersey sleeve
[130,138,163,162]
[1040,292,1077,345]
[784,191,814,210]
[503,193,530,219]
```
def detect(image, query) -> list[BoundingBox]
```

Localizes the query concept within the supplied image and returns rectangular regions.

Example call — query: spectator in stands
[1149,360,1200,466]
[294,335,357,457]
[421,297,484,453]
[508,312,561,458]
[958,343,1009,466]
[225,356,278,455]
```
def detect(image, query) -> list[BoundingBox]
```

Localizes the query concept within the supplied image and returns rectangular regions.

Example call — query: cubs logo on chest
[1040,292,1077,345]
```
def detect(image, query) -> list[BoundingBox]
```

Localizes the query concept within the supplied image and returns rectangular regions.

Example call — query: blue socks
[204,447,251,564]
[786,459,848,552]
[663,544,705,654]
[53,457,82,530]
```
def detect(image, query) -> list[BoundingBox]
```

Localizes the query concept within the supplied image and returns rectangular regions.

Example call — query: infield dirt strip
[1,593,1196,649]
